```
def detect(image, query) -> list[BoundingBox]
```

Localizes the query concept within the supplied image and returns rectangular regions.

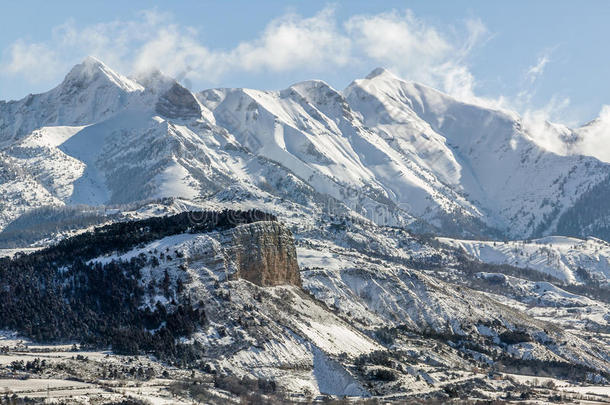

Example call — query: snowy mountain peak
[3,59,610,243]
[288,79,343,104]
[61,56,144,94]
[290,79,333,90]
[364,67,396,80]
[81,55,105,68]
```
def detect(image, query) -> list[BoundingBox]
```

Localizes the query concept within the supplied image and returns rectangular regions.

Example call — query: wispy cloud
[2,40,64,82]
[3,8,607,160]
[510,49,582,155]
[0,7,485,101]
[568,105,610,162]
[130,8,352,82]
[521,95,572,154]
[345,11,488,101]
[526,54,550,84]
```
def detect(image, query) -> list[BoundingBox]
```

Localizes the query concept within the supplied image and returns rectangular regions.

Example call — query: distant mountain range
[2,57,610,241]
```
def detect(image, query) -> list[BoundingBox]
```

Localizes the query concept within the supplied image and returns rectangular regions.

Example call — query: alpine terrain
[0,58,609,404]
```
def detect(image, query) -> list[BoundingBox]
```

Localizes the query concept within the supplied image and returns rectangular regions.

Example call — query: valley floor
[1,335,609,404]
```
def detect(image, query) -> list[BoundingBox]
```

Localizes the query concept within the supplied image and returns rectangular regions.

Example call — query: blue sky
[1,1,609,125]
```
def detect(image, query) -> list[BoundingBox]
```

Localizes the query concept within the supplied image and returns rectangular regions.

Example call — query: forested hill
[0,209,276,363]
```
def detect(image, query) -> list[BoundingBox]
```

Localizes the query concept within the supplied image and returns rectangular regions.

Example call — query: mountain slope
[440,235,610,284]
[2,59,610,242]
[344,68,610,238]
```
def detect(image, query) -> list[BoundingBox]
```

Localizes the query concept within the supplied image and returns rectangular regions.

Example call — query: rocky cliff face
[229,221,301,287]
[155,82,202,119]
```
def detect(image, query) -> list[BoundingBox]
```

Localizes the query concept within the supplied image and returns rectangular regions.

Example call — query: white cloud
[344,11,488,100]
[0,7,484,101]
[1,10,175,82]
[524,102,610,164]
[526,54,550,84]
[132,25,217,80]
[511,50,588,156]
[462,18,491,56]
[510,50,555,111]
[131,7,352,82]
[521,95,572,154]
[345,10,452,69]
[569,105,610,162]
[1,40,63,82]
[229,8,351,73]
[0,8,353,88]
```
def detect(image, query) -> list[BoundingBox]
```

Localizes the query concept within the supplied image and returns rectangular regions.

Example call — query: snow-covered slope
[344,68,609,238]
[2,59,610,241]
[440,235,610,285]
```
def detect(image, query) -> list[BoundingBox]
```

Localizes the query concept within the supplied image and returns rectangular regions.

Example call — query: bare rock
[230,221,301,287]
[155,82,201,119]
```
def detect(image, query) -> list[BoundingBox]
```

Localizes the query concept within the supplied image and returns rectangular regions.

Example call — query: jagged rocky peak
[155,81,202,119]
[288,79,346,107]
[230,221,301,287]
[138,69,202,119]
[289,79,337,96]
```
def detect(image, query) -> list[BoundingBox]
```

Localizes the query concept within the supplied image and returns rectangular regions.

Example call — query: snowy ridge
[440,236,610,284]
[344,70,610,237]
[2,59,610,241]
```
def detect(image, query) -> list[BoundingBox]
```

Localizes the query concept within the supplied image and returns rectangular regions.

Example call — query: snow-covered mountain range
[1,58,610,402]
[3,57,610,241]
